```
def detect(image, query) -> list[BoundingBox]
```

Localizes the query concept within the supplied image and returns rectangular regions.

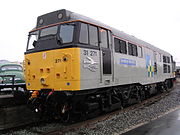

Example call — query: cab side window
[59,24,74,43]
[89,25,98,46]
[128,43,133,55]
[100,28,108,48]
[79,23,99,46]
[79,23,88,44]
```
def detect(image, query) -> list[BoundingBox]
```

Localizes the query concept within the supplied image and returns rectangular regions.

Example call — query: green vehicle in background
[0,63,26,91]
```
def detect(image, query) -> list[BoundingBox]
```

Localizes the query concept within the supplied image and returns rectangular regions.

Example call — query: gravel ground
[66,81,180,135]
[2,122,65,135]
[2,79,180,135]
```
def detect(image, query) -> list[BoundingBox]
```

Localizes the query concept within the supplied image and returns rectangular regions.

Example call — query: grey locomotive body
[26,9,175,120]
[75,12,174,91]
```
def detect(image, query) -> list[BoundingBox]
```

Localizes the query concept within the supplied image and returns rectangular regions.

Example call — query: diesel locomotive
[24,9,175,121]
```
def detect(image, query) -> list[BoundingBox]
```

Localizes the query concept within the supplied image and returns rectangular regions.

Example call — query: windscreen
[27,30,39,50]
[26,23,75,52]
[58,23,74,44]
[40,26,58,37]
[1,65,23,71]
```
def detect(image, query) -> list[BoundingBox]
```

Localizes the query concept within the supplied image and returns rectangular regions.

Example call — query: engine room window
[114,38,127,54]
[128,43,133,55]
[128,43,138,56]
[168,65,171,73]
[119,40,127,54]
[138,46,143,58]
[114,38,120,52]
[163,56,170,63]
[79,23,88,44]
[100,28,108,48]
[163,55,166,63]
[167,57,170,63]
[132,44,138,56]
[163,64,167,73]
[159,53,161,62]
[59,23,74,43]
[89,25,98,46]
[171,56,173,63]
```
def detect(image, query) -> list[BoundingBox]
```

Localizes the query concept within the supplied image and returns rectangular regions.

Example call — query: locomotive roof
[36,9,171,56]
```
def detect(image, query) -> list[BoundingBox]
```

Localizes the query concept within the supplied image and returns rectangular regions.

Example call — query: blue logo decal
[120,58,136,66]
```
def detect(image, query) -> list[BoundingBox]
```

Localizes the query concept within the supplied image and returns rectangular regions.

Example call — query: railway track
[1,82,177,134]
[42,89,173,135]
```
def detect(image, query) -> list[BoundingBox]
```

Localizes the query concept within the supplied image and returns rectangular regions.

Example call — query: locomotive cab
[25,22,81,91]
[25,9,113,92]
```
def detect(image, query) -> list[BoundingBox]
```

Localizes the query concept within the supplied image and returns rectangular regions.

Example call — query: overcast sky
[0,0,180,65]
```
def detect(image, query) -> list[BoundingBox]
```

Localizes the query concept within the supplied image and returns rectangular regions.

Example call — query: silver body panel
[70,11,174,90]
[80,45,174,90]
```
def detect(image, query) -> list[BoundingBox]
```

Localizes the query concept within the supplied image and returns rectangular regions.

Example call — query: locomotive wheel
[61,111,70,123]
[53,103,72,123]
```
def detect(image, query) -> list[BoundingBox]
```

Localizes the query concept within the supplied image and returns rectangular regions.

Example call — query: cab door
[99,28,113,85]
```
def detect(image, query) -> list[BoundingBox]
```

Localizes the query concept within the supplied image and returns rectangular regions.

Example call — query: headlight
[39,18,44,25]
[58,13,63,19]
[40,78,45,85]
[9,78,21,81]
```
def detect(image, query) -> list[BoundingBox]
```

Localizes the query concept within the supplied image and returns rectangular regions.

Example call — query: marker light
[58,13,63,19]
[39,18,44,24]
